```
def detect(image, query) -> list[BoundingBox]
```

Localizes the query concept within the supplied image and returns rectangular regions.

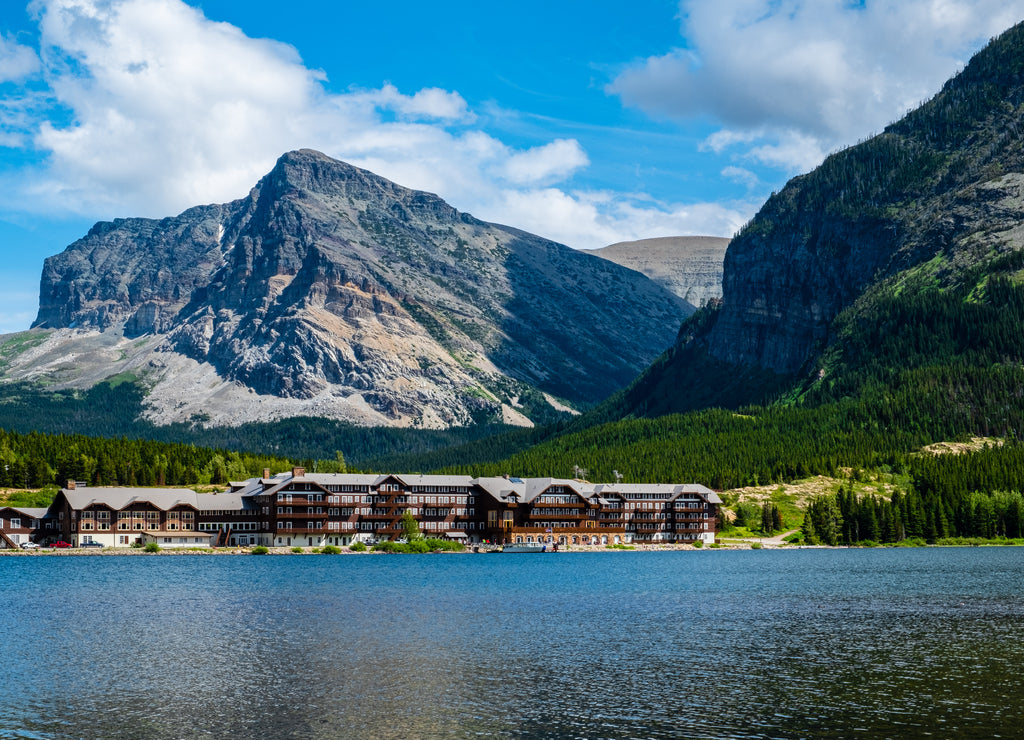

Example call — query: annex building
[2,469,720,549]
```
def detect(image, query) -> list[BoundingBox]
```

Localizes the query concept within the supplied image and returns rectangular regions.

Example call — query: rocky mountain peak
[25,150,689,429]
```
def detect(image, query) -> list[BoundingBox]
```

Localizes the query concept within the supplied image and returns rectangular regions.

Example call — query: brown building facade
[39,470,720,548]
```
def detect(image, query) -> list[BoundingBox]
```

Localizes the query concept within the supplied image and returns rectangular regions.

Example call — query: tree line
[0,427,339,491]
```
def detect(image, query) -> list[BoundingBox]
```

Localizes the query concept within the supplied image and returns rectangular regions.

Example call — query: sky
[1,0,1024,334]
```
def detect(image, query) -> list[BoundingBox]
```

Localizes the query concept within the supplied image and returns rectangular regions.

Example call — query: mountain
[613,20,1024,417]
[589,236,729,310]
[14,150,689,429]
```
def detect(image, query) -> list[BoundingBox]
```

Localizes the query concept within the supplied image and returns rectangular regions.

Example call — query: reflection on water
[2,548,1024,739]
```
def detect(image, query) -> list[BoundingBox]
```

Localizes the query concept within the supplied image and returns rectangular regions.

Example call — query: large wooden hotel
[1,468,720,549]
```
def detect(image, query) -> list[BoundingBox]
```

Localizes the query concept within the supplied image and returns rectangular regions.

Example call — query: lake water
[2,548,1023,739]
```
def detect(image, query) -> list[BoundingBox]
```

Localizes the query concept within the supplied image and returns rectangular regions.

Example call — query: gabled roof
[63,488,200,511]
[303,473,383,487]
[474,476,526,503]
[391,474,476,488]
[592,482,722,504]
[523,478,596,503]
[61,487,260,513]
[0,506,49,518]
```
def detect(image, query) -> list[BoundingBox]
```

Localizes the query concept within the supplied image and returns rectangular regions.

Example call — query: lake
[2,548,1023,739]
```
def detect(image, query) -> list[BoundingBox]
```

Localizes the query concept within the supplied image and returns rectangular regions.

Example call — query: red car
[49,541,72,548]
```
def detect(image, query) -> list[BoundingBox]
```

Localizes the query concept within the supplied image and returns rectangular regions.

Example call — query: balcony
[276,511,327,520]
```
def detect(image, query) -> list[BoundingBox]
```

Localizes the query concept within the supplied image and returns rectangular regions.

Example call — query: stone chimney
[66,479,76,490]
[292,466,306,479]
[263,468,271,480]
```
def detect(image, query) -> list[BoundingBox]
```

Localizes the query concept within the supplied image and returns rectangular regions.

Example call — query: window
[11,518,21,529]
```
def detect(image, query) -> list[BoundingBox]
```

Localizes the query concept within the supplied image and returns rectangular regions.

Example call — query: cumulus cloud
[0,0,732,251]
[491,188,751,249]
[610,0,1024,173]
[373,84,470,120]
[502,139,589,185]
[0,35,39,81]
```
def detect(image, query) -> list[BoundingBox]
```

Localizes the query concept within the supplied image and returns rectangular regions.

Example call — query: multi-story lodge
[0,505,50,548]
[2,468,720,549]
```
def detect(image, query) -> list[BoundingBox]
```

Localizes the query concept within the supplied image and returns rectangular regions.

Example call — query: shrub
[251,546,269,555]
[310,547,321,553]
[291,546,303,553]
[321,545,341,555]
[750,542,763,550]
[423,538,465,552]
[350,541,367,552]
[143,542,160,553]
[692,540,704,548]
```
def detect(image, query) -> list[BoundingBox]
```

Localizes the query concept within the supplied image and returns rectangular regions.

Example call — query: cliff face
[591,236,729,311]
[601,21,1024,418]
[28,150,688,428]
[702,21,1024,376]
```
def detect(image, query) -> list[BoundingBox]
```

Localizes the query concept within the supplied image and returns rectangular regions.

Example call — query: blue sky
[2,0,1023,333]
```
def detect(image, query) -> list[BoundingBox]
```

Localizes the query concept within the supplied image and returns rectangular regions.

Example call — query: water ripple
[3,549,1024,738]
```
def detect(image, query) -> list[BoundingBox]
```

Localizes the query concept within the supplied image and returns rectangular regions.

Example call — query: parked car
[49,541,72,548]
[79,541,104,548]
[20,541,40,550]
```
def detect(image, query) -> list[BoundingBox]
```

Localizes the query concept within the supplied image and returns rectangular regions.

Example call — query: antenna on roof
[613,470,623,484]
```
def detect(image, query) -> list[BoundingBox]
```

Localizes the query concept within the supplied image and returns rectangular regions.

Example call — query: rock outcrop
[26,150,689,428]
[704,21,1024,377]
[606,20,1024,417]
[591,236,729,311]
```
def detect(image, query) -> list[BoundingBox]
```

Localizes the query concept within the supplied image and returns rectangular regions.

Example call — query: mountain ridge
[589,236,729,310]
[612,20,1024,417]
[18,150,690,429]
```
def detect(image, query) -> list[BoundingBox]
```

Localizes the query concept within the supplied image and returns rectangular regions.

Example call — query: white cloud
[0,35,39,82]
[0,0,733,251]
[489,188,751,248]
[610,0,1024,173]
[502,139,588,185]
[721,166,758,190]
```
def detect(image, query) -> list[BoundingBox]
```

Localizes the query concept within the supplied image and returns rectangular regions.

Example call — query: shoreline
[3,540,1017,555]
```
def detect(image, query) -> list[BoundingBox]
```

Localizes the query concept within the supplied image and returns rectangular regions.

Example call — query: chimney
[263,468,271,480]
[66,480,76,490]
[292,466,306,479]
